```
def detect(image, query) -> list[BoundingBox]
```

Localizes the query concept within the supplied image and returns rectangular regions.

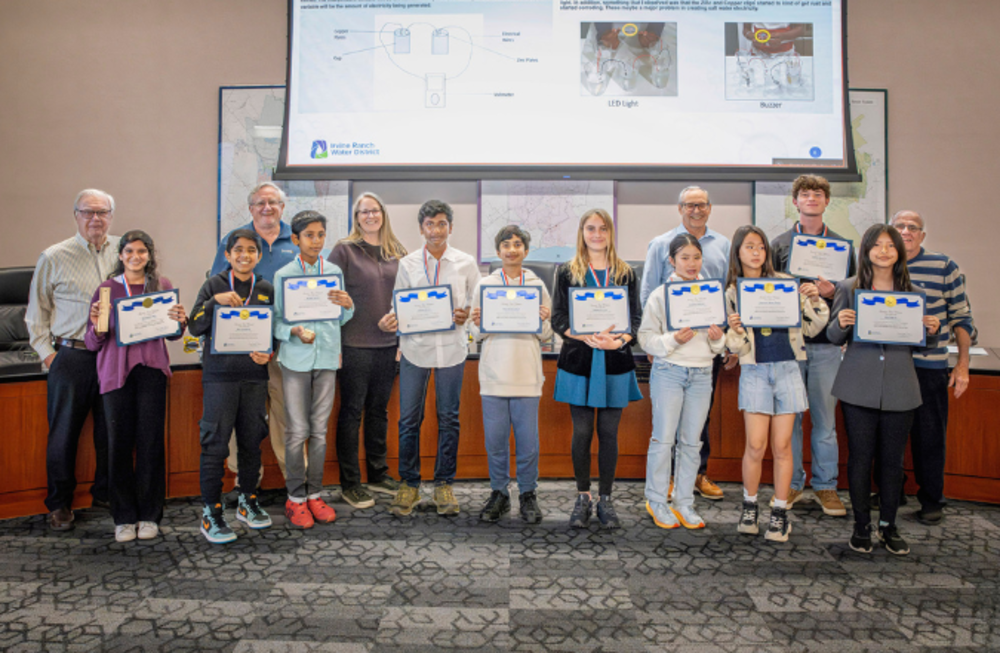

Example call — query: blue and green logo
[310,140,328,159]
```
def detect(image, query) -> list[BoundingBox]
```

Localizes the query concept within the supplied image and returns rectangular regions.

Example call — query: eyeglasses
[251,200,283,209]
[681,202,710,211]
[75,209,112,219]
[895,224,923,233]
[358,208,383,217]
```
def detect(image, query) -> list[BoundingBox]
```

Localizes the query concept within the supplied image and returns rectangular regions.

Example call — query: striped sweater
[908,248,976,369]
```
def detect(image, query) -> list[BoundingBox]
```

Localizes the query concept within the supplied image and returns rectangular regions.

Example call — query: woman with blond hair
[551,209,642,530]
[328,192,408,509]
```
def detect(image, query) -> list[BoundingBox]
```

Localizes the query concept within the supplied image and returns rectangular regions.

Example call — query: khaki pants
[227,358,289,482]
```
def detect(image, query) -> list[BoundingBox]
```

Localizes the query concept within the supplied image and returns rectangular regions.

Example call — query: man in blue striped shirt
[892,210,976,525]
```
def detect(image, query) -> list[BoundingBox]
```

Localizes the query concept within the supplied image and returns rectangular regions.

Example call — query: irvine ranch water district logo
[311,140,328,159]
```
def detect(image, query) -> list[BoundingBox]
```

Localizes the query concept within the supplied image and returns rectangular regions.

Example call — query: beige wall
[1,1,994,361]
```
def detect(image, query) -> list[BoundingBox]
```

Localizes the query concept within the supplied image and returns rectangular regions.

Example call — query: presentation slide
[280,0,847,178]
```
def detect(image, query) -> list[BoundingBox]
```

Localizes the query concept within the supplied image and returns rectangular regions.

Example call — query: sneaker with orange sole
[285,499,314,529]
[307,497,337,524]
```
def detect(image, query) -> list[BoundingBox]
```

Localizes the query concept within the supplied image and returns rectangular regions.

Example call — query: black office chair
[487,260,558,298]
[0,266,41,373]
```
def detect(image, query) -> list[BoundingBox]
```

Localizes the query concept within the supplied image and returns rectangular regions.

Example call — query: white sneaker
[672,505,706,530]
[137,521,159,540]
[115,524,137,542]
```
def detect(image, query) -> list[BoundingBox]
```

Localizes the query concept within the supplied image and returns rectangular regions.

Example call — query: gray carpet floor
[0,480,998,652]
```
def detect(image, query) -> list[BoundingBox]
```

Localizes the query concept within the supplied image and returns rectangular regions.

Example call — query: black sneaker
[916,507,943,525]
[342,485,376,509]
[569,494,592,529]
[737,500,759,535]
[519,491,543,524]
[479,490,511,523]
[849,523,873,553]
[764,506,791,542]
[878,524,910,556]
[596,495,621,530]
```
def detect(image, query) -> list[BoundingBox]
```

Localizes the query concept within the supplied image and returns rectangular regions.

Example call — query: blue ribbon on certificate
[861,296,921,308]
[285,278,338,290]
[485,289,538,300]
[795,239,848,251]
[573,290,626,301]
[119,295,174,312]
[397,290,448,303]
[219,309,270,320]
[670,284,720,296]
[742,283,796,293]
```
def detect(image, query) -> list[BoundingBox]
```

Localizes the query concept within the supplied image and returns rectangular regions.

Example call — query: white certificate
[211,305,274,355]
[787,234,852,281]
[665,279,726,331]
[394,285,455,336]
[114,289,182,346]
[569,286,630,335]
[479,285,542,334]
[737,278,802,329]
[854,290,926,346]
[282,274,343,324]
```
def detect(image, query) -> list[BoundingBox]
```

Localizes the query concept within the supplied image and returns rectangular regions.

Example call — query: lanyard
[795,222,829,238]
[229,271,256,306]
[423,246,441,285]
[588,263,609,287]
[118,275,145,297]
[297,255,323,275]
[499,269,523,286]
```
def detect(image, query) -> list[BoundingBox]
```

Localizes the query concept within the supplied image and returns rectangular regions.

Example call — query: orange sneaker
[285,499,314,529]
[307,497,337,524]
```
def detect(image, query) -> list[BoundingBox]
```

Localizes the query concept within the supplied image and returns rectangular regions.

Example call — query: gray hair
[74,188,115,212]
[678,186,711,205]
[247,181,287,206]
[891,209,924,229]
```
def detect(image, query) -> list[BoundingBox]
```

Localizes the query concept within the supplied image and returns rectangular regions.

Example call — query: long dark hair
[109,229,160,292]
[726,225,775,288]
[855,224,912,292]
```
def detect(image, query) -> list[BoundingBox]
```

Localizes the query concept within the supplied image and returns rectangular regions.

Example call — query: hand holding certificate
[788,234,852,281]
[853,290,927,346]
[282,274,344,323]
[479,285,542,334]
[665,279,726,331]
[393,285,455,335]
[114,289,183,346]
[211,305,274,354]
[737,278,802,328]
[569,286,630,335]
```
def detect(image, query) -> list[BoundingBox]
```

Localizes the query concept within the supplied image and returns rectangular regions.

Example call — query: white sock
[773,499,788,509]
[743,489,757,503]
[307,493,321,501]
[288,496,306,504]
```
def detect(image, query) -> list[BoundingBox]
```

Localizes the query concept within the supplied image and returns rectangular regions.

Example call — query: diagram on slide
[724,23,814,101]
[580,22,678,97]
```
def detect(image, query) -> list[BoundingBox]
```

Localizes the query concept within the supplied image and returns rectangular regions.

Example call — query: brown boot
[694,475,724,501]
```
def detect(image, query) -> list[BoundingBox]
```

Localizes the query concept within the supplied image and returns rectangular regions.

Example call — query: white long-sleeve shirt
[638,274,726,366]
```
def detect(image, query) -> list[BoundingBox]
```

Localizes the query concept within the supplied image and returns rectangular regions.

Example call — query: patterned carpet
[0,480,997,652]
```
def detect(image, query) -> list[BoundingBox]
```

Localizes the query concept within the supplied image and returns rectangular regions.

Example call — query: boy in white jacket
[470,226,553,523]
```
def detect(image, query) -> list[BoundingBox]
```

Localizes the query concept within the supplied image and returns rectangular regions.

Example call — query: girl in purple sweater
[85,230,187,543]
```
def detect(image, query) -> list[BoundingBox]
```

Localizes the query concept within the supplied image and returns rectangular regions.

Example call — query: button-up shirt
[273,257,354,372]
[211,221,298,284]
[641,224,731,306]
[395,244,482,369]
[26,233,122,360]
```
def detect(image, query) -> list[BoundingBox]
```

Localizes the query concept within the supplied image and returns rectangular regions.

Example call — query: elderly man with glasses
[641,186,733,501]
[26,189,121,530]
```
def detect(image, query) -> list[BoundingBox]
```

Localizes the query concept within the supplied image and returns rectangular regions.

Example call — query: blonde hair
[341,191,407,261]
[567,208,633,286]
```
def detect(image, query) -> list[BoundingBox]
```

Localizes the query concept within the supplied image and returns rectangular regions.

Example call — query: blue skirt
[553,350,643,409]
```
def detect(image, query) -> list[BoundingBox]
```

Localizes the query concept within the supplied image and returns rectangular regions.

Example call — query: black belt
[54,338,88,350]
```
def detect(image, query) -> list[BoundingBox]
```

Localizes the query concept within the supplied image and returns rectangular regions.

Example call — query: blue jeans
[645,361,713,509]
[792,343,842,491]
[482,396,540,495]
[398,356,465,488]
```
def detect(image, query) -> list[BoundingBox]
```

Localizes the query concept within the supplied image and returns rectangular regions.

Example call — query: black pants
[842,402,914,528]
[199,380,268,505]
[103,365,167,525]
[44,346,109,511]
[336,346,395,489]
[911,367,949,511]
[570,404,623,496]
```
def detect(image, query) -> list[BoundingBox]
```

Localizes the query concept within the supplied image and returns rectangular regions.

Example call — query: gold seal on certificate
[114,289,182,346]
[211,305,273,354]
[394,285,455,335]
[737,277,802,328]
[569,286,630,335]
[665,279,726,331]
[788,234,852,281]
[479,285,542,334]
[282,274,343,324]
[854,290,926,346]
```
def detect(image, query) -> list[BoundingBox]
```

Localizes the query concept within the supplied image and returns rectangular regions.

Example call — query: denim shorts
[738,360,808,415]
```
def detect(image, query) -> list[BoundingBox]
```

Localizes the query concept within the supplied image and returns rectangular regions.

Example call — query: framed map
[217,85,351,248]
[753,88,888,247]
